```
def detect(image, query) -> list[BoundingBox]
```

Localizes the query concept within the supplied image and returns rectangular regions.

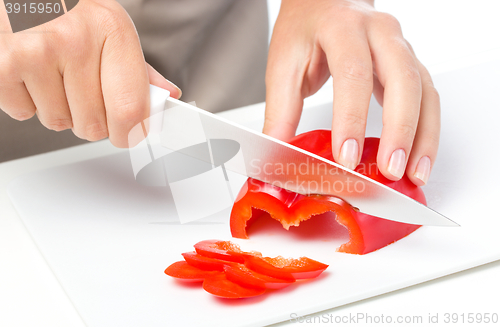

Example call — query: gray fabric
[125,0,268,112]
[0,110,88,162]
[0,0,268,162]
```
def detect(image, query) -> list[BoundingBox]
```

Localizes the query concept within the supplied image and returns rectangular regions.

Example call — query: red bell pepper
[244,255,328,280]
[203,273,266,299]
[230,130,424,255]
[165,240,328,299]
[193,240,247,263]
[223,264,294,289]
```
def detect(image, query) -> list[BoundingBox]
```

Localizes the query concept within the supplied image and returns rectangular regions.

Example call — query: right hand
[0,0,181,147]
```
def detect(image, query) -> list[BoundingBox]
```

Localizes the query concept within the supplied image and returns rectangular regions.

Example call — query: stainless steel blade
[159,97,458,226]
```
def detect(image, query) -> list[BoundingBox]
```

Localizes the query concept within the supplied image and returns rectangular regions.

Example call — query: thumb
[147,63,182,99]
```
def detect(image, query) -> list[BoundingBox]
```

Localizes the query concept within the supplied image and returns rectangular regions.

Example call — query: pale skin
[264,0,440,186]
[0,0,439,186]
[0,0,182,147]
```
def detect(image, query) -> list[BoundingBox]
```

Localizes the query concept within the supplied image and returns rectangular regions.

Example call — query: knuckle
[400,63,421,86]
[97,4,128,36]
[108,135,126,148]
[339,111,366,131]
[374,12,401,32]
[338,59,372,85]
[11,110,35,121]
[109,127,136,148]
[395,122,416,141]
[424,83,440,101]
[19,37,52,67]
[112,95,146,125]
[97,5,138,55]
[344,12,364,26]
[59,27,80,50]
[263,111,279,127]
[85,122,109,141]
[72,128,86,140]
[425,132,440,148]
[404,39,416,55]
[43,118,73,131]
[331,5,367,27]
[58,26,91,63]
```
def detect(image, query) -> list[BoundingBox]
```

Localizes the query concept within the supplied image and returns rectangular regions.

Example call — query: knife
[143,85,458,227]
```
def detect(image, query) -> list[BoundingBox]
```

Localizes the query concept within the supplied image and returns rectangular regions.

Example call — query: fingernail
[387,148,406,179]
[167,79,182,99]
[414,156,431,185]
[148,64,182,99]
[339,139,359,170]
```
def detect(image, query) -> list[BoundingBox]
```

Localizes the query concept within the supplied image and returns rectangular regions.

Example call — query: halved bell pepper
[230,130,424,255]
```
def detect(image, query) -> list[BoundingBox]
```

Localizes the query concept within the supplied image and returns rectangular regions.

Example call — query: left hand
[263,0,440,186]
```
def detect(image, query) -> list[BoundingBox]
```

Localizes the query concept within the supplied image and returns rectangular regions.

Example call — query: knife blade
[148,85,458,226]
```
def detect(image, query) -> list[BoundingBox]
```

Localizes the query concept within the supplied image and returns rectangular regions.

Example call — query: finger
[323,28,373,170]
[262,33,305,141]
[406,60,440,186]
[63,41,108,141]
[0,45,37,119]
[147,64,182,99]
[23,63,72,131]
[100,4,150,148]
[0,79,37,120]
[368,16,422,180]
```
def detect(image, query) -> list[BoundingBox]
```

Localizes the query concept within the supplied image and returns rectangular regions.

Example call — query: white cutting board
[8,60,500,327]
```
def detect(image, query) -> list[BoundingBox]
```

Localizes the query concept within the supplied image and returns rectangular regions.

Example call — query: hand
[263,0,439,186]
[0,0,181,147]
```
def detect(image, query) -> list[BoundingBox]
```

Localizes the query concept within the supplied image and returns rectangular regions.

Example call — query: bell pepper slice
[164,261,217,282]
[230,130,424,255]
[166,240,329,298]
[194,240,246,263]
[203,273,266,299]
[192,240,328,280]
[223,264,295,289]
[244,255,328,280]
[182,251,236,271]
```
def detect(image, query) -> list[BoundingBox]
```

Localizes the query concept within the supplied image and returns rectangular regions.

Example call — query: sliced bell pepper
[164,261,217,282]
[203,273,266,299]
[165,240,329,298]
[182,251,236,271]
[230,130,424,255]
[194,240,246,263]
[244,255,328,280]
[223,264,294,289]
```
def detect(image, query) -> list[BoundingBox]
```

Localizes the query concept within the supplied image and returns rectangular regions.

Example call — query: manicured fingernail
[414,156,431,185]
[387,148,406,179]
[339,139,359,170]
